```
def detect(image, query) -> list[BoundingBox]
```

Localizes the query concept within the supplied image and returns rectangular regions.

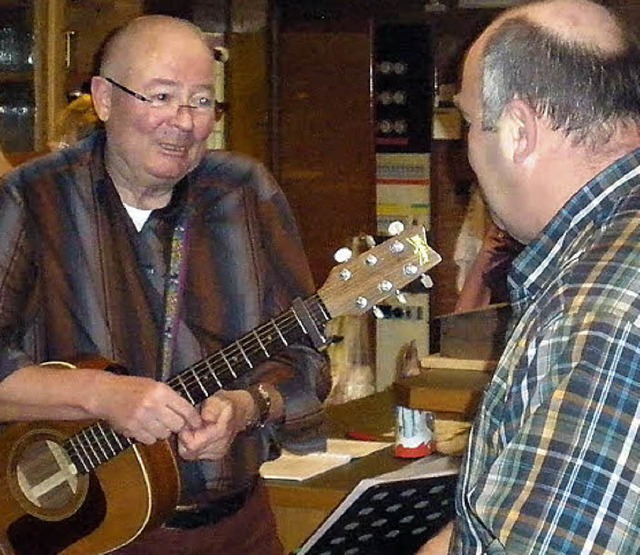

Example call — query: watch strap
[247,383,271,428]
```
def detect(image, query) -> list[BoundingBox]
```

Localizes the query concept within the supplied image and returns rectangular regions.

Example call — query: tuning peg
[396,291,407,304]
[333,247,353,263]
[388,221,405,236]
[363,235,376,248]
[372,305,385,319]
[420,274,434,289]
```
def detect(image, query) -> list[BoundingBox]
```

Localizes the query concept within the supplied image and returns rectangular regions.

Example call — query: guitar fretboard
[64,294,330,474]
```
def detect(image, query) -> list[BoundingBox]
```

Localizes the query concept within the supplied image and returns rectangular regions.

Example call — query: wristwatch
[247,383,272,428]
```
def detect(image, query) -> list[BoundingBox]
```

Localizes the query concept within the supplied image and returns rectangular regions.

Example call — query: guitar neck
[64,294,331,475]
[166,294,330,405]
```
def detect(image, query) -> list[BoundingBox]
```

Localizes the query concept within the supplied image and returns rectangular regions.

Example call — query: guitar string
[64,295,330,470]
[65,311,321,471]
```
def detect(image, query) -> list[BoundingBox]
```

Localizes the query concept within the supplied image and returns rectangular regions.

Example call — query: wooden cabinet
[0,0,61,153]
[0,0,144,156]
[65,0,144,95]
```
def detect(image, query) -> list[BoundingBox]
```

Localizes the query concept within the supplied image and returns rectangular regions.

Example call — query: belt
[163,479,258,530]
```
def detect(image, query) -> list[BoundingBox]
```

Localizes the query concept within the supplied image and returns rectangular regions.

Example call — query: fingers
[177,401,236,460]
[201,394,234,426]
[97,375,201,444]
[134,421,170,445]
[97,375,249,455]
[167,393,202,430]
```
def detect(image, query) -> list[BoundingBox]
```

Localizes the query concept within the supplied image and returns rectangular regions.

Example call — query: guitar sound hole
[16,439,80,510]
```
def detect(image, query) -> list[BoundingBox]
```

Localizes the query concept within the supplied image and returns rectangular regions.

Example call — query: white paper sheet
[260,439,392,481]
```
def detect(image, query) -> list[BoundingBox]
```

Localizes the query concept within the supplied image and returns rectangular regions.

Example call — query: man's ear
[91,76,112,123]
[500,99,537,164]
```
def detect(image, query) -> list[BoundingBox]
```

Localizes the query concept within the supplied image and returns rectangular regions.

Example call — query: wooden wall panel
[429,141,474,318]
[66,0,144,92]
[227,29,270,166]
[277,28,375,285]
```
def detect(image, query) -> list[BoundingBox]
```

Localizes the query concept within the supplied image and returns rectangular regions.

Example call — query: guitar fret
[110,430,125,453]
[76,432,91,466]
[68,436,91,473]
[253,330,269,357]
[101,426,117,456]
[237,343,253,368]
[207,358,224,387]
[111,430,125,451]
[107,430,128,458]
[121,434,133,449]
[176,374,195,404]
[73,431,92,471]
[81,428,101,469]
[191,369,208,397]
[272,319,288,345]
[291,310,308,334]
[90,425,109,463]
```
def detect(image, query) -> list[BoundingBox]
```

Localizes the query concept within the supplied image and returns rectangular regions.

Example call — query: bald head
[469,0,640,150]
[99,16,214,81]
[499,0,626,53]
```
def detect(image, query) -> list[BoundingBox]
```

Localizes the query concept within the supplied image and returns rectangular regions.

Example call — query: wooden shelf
[0,71,33,84]
[0,1,30,9]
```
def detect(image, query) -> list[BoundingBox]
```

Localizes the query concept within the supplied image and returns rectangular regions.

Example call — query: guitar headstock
[318,226,441,318]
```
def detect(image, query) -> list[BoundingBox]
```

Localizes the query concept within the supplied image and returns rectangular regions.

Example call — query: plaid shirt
[452,149,640,554]
[0,131,331,503]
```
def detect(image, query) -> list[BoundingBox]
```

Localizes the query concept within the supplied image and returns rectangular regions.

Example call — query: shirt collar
[509,147,640,307]
[85,129,191,228]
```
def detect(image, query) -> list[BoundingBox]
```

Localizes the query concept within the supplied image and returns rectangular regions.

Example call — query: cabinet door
[277,24,375,285]
[0,0,68,156]
[0,1,40,153]
[65,0,144,95]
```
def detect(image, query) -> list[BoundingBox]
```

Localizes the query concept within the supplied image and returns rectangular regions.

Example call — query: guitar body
[0,419,180,555]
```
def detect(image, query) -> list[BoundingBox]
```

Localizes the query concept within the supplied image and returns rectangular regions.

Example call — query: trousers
[111,479,285,555]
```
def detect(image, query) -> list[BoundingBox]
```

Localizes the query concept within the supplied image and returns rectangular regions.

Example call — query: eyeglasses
[105,77,216,114]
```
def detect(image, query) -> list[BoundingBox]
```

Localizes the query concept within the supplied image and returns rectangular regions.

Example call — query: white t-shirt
[123,202,152,232]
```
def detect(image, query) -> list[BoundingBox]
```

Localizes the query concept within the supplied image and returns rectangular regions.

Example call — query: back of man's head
[479,0,640,150]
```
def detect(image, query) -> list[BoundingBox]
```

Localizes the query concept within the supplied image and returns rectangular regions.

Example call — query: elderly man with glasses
[0,15,330,555]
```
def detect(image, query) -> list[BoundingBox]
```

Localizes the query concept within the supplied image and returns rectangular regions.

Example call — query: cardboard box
[393,370,491,420]
[435,302,511,361]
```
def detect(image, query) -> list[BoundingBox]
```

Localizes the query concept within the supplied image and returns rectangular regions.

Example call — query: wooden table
[266,391,413,553]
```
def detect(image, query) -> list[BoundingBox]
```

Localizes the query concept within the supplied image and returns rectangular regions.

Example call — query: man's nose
[172,104,196,130]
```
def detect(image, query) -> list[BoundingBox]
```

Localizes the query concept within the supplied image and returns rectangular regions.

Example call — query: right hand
[86,371,202,445]
[415,521,454,555]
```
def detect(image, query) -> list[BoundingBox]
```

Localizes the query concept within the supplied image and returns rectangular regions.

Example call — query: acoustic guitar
[0,226,440,555]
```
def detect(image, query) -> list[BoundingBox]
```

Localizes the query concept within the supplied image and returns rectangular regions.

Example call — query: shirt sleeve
[453,310,640,554]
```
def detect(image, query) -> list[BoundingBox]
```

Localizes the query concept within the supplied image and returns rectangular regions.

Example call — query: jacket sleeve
[246,162,332,455]
[0,174,39,381]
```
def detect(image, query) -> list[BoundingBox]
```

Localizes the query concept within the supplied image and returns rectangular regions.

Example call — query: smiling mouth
[159,142,190,156]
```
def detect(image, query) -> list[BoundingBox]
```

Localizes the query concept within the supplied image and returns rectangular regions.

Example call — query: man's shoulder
[3,135,96,188]
[198,149,263,176]
[556,213,640,316]
[193,150,278,199]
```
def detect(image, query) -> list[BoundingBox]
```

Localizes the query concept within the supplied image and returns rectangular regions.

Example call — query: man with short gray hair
[419,1,640,553]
